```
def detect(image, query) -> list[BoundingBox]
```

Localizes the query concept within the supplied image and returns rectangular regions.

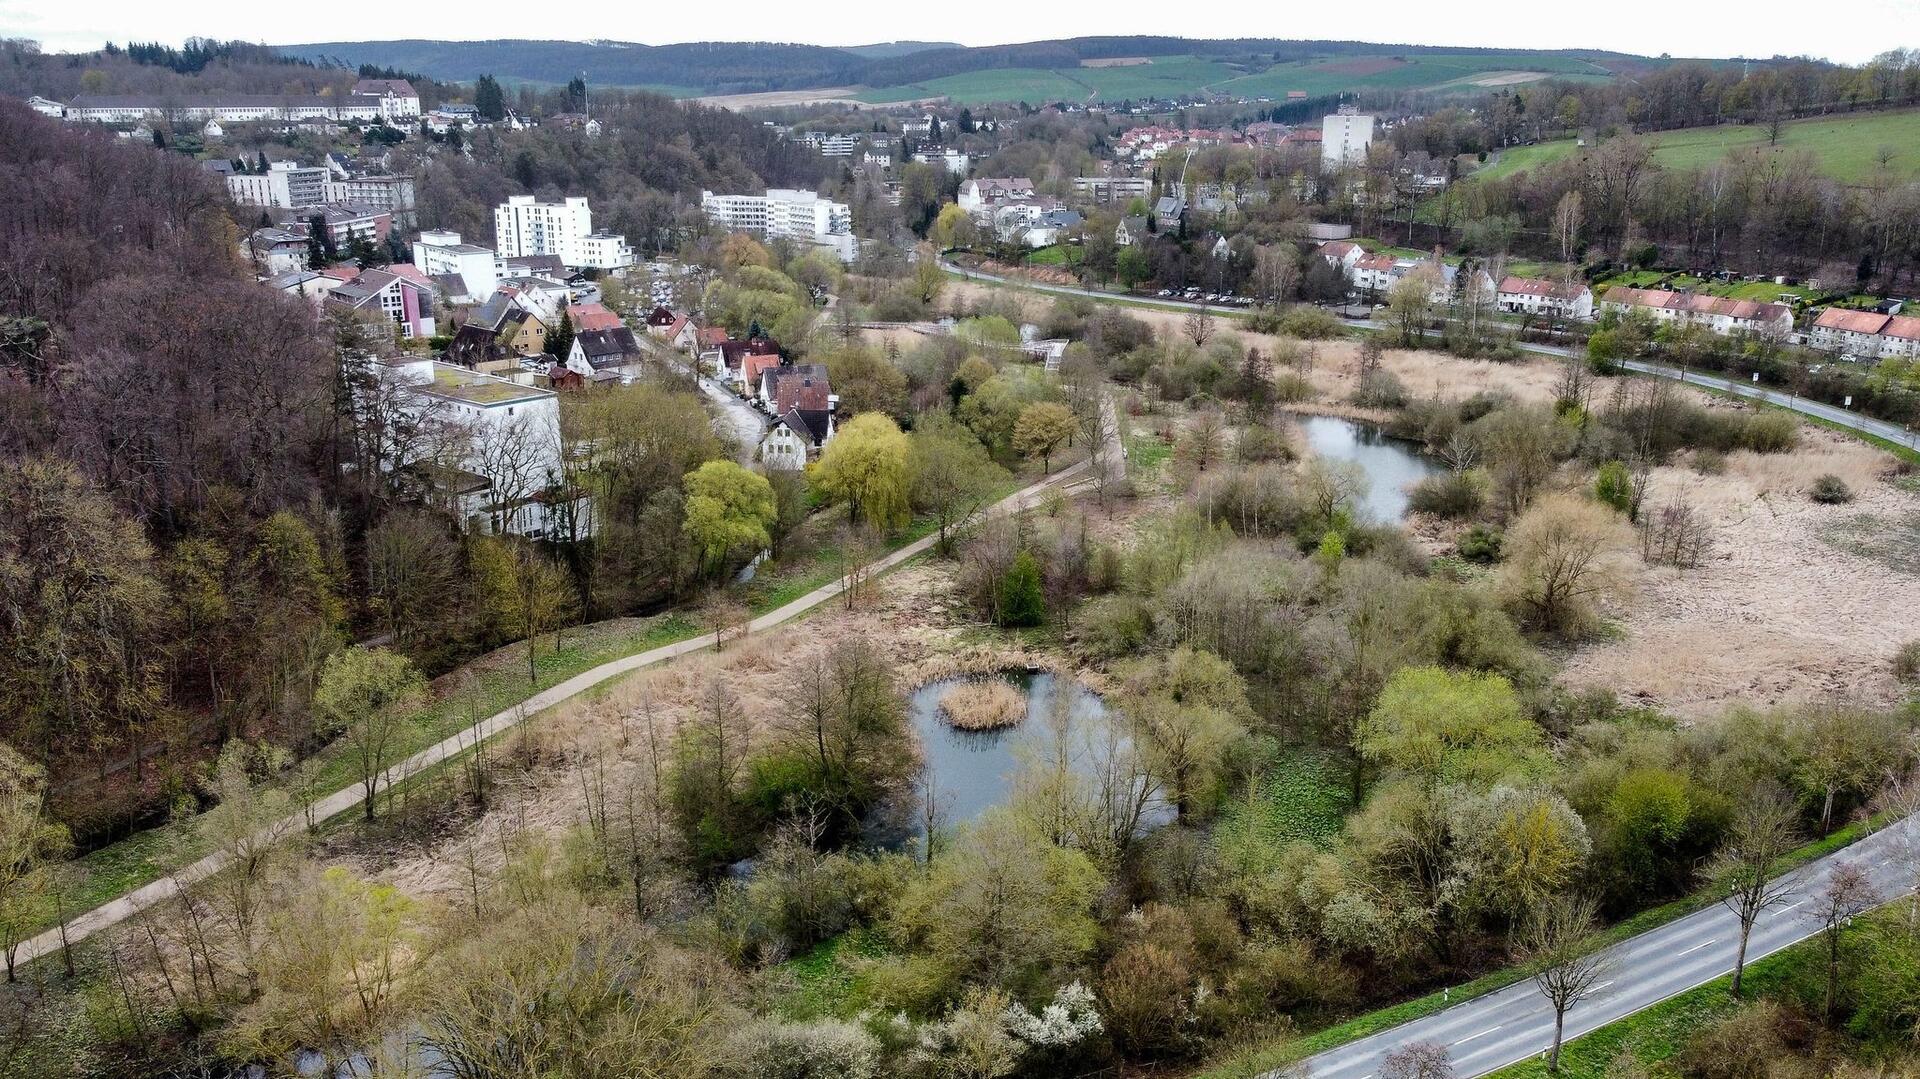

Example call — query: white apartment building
[700,188,857,263]
[65,94,384,125]
[350,79,422,123]
[493,195,634,272]
[378,357,583,538]
[913,149,971,174]
[1072,175,1152,203]
[324,175,417,218]
[412,230,500,301]
[227,161,330,209]
[1321,106,1375,170]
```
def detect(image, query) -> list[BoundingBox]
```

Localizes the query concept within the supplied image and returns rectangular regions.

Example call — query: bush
[1810,474,1854,504]
[1272,372,1317,403]
[1276,306,1344,339]
[730,1019,883,1079]
[1594,460,1634,513]
[1236,424,1292,463]
[1894,640,1920,684]
[1408,469,1488,519]
[998,550,1047,626]
[1692,448,1728,474]
[1076,594,1153,658]
[1458,525,1504,563]
[1673,1001,1805,1079]
[1739,411,1799,453]
[1351,370,1408,409]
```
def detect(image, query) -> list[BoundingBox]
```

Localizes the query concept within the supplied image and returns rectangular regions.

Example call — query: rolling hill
[278,36,1692,104]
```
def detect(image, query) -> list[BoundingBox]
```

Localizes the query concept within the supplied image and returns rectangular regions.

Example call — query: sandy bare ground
[1560,432,1920,719]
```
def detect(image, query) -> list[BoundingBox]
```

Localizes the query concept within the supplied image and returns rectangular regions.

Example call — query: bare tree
[1807,861,1878,1025]
[1183,305,1216,346]
[1711,784,1801,996]
[1379,1041,1455,1079]
[1521,895,1613,1074]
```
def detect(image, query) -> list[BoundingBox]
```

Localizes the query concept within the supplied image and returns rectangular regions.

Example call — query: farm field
[858,50,1623,106]
[1460,107,1920,186]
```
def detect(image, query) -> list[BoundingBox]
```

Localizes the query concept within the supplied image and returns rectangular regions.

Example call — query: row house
[1600,287,1795,339]
[1496,276,1595,321]
[1807,308,1920,359]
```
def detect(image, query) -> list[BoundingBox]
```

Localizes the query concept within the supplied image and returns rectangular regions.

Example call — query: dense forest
[0,37,456,108]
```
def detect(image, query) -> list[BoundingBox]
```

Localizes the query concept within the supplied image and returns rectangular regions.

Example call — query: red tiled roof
[1813,308,1891,335]
[1319,240,1359,258]
[1882,315,1920,340]
[1607,287,1788,323]
[1355,253,1398,272]
[742,352,782,388]
[1499,275,1585,300]
[567,303,623,332]
[698,326,729,346]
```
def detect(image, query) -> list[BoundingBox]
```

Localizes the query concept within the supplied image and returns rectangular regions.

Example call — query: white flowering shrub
[1001,981,1104,1048]
[732,1018,882,1079]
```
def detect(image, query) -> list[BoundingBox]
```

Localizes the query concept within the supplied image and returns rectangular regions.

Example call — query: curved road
[16,460,1088,970]
[942,260,1920,452]
[1286,815,1918,1079]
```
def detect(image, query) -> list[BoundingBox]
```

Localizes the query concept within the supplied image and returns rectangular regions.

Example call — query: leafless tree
[1379,1041,1455,1079]
[1639,500,1714,568]
[1520,895,1613,1074]
[1183,305,1216,346]
[1711,784,1801,996]
[1807,861,1878,1025]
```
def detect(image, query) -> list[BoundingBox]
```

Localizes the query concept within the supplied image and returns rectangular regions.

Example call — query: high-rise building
[700,188,857,262]
[493,195,634,272]
[226,161,329,209]
[1321,106,1375,170]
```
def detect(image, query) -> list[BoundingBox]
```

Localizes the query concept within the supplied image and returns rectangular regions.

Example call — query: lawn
[1456,108,1920,188]
[1025,244,1083,268]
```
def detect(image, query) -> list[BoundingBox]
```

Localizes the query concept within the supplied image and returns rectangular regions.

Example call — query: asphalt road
[942,260,1920,453]
[1286,814,1918,1078]
[698,375,771,462]
[16,460,1089,970]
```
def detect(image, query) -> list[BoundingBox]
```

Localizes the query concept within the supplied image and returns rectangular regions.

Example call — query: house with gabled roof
[760,407,834,470]
[565,326,644,377]
[325,268,435,338]
[1496,276,1593,321]
[1601,287,1794,338]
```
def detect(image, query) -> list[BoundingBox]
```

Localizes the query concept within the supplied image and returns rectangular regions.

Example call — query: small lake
[1299,415,1442,524]
[891,671,1172,839]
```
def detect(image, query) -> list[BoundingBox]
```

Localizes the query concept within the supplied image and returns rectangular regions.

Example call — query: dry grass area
[694,87,861,109]
[938,679,1027,730]
[1561,430,1920,719]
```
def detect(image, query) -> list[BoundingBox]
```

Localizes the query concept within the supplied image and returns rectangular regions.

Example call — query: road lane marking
[1677,939,1717,956]
[1453,1026,1501,1046]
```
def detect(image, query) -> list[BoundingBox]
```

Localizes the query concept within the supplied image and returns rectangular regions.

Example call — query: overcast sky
[0,0,1910,65]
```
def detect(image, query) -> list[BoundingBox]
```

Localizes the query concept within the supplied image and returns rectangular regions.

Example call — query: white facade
[226,162,330,209]
[379,357,580,538]
[913,149,971,174]
[324,175,417,216]
[1072,175,1151,203]
[700,188,857,263]
[25,96,65,117]
[65,94,384,125]
[412,230,500,301]
[493,195,634,272]
[1321,107,1375,170]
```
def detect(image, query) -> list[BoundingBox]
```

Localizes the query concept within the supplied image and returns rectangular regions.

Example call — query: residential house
[570,303,625,332]
[412,229,499,302]
[1115,215,1149,247]
[757,363,832,415]
[1314,240,1364,276]
[326,268,435,338]
[265,269,341,306]
[761,407,834,469]
[1153,195,1184,230]
[1072,175,1151,204]
[445,291,548,370]
[248,227,310,275]
[565,326,644,378]
[958,177,1037,215]
[1600,287,1795,339]
[1496,276,1594,321]
[1807,308,1920,359]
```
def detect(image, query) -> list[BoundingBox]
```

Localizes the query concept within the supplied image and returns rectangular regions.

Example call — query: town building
[1114,215,1150,247]
[913,149,970,174]
[412,229,499,303]
[325,267,436,338]
[349,78,421,122]
[247,227,310,275]
[699,188,857,263]
[1072,175,1152,204]
[1496,276,1595,321]
[444,291,549,370]
[323,175,417,222]
[64,93,387,125]
[1807,307,1920,359]
[958,177,1036,215]
[1600,287,1795,338]
[494,195,635,272]
[1321,106,1375,170]
[226,161,329,209]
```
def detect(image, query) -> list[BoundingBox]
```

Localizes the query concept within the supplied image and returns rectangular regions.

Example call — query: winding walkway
[16,460,1088,969]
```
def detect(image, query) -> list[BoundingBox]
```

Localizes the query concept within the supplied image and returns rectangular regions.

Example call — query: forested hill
[278,36,1687,97]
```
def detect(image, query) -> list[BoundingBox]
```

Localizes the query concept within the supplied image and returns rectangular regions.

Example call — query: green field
[1463,107,1920,186]
[858,51,1621,106]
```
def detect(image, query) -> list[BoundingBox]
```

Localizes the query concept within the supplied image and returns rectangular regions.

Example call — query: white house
[25,96,65,118]
[913,149,970,174]
[64,93,385,124]
[350,79,422,123]
[326,268,436,339]
[699,188,857,263]
[1114,215,1149,247]
[226,161,329,209]
[494,195,634,272]
[958,177,1036,215]
[1600,287,1794,339]
[377,357,585,538]
[760,407,834,470]
[412,229,500,302]
[1314,240,1365,276]
[1496,276,1594,321]
[1807,308,1920,359]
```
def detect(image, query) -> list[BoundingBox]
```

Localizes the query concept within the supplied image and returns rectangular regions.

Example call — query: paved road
[1285,816,1919,1079]
[943,260,1920,453]
[698,375,771,462]
[16,461,1088,969]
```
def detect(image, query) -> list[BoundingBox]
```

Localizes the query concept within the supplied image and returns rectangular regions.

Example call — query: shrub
[1739,411,1799,453]
[1894,640,1920,684]
[1810,474,1854,504]
[998,550,1047,626]
[1408,469,1488,519]
[1457,525,1504,563]
[1673,1001,1804,1079]
[731,1019,883,1079]
[1276,306,1344,339]
[1272,372,1317,403]
[1236,424,1292,463]
[1351,370,1408,409]
[1638,500,1713,568]
[1594,460,1634,513]
[1076,594,1153,658]
[1692,448,1728,474]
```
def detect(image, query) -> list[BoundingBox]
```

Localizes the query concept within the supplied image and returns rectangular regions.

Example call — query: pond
[882,671,1173,841]
[1298,415,1442,524]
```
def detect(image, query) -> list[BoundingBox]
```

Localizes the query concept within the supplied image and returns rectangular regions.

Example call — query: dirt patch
[1560,431,1920,719]
[695,87,867,110]
[1081,57,1152,68]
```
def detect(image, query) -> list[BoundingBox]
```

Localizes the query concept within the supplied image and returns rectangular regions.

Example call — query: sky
[0,0,1912,65]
